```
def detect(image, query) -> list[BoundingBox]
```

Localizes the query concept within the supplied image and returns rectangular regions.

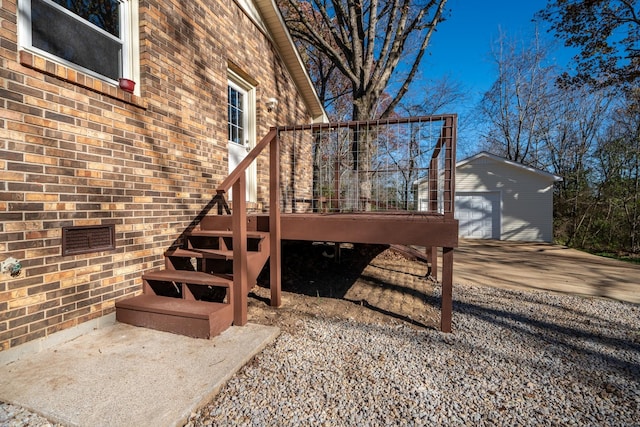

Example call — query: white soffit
[250,0,328,123]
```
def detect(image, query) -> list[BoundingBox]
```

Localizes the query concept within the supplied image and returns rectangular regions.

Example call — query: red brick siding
[0,0,312,351]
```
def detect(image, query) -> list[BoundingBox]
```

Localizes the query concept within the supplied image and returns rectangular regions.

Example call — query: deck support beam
[440,246,453,333]
[269,130,282,307]
[426,246,438,280]
[232,176,248,326]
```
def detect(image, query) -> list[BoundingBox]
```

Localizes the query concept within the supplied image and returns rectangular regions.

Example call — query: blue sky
[426,0,552,97]
[415,0,575,156]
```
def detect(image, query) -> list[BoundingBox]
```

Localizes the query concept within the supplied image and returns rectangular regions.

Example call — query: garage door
[455,192,500,239]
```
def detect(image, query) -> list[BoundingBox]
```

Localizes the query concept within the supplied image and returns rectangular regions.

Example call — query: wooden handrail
[443,116,456,218]
[429,115,455,161]
[216,127,280,325]
[217,127,278,194]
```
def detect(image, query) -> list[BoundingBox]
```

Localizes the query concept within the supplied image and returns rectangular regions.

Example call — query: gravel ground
[186,283,640,426]
[0,403,62,427]
[2,282,639,426]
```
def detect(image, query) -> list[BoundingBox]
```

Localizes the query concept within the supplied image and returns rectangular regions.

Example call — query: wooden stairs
[115,217,270,338]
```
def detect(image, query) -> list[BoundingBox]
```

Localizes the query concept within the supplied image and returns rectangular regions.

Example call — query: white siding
[455,155,557,242]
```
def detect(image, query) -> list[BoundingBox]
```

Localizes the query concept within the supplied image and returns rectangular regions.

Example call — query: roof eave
[457,151,563,182]
[253,0,328,123]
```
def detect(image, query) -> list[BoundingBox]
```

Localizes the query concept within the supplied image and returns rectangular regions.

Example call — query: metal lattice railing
[275,115,456,215]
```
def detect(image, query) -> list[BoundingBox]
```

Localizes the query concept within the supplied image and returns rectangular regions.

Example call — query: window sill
[19,50,147,109]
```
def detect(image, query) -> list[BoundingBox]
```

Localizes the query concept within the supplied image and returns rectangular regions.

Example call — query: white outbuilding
[454,152,562,242]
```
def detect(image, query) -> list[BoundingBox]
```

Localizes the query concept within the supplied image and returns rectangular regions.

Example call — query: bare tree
[386,76,466,208]
[539,84,613,247]
[594,90,640,252]
[400,75,466,116]
[279,0,448,121]
[478,29,556,167]
[279,0,448,209]
[291,4,354,120]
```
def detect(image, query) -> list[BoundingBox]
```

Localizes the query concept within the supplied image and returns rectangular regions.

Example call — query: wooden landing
[116,295,233,339]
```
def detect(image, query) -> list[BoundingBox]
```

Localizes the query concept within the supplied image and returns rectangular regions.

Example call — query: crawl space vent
[62,225,115,255]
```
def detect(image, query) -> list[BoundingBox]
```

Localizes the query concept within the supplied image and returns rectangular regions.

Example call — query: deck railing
[215,115,457,326]
[276,115,457,217]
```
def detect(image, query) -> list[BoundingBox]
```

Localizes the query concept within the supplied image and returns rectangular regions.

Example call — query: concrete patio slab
[0,321,279,427]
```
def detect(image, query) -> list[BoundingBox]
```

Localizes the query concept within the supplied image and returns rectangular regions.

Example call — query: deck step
[165,248,263,261]
[189,230,268,240]
[116,294,233,338]
[143,270,231,287]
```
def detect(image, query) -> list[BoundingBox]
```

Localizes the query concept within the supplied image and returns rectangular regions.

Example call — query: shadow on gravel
[342,298,437,329]
[255,239,640,385]
[453,295,640,382]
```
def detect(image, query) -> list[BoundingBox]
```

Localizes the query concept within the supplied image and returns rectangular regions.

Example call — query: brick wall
[0,0,313,351]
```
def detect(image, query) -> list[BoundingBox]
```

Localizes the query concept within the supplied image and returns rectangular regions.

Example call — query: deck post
[269,129,282,307]
[443,116,456,218]
[232,175,248,326]
[440,246,453,332]
[427,246,438,280]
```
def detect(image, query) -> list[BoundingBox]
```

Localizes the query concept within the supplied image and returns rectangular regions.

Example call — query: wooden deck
[201,212,457,332]
[280,212,458,247]
[117,116,458,338]
[218,116,457,332]
[279,212,457,332]
[202,212,457,247]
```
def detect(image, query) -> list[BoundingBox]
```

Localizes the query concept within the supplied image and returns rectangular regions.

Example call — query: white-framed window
[228,82,247,146]
[18,0,139,85]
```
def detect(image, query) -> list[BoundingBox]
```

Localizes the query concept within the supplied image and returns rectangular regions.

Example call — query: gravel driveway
[452,240,640,304]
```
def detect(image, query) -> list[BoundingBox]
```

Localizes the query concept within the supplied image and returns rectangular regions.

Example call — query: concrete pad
[0,322,279,427]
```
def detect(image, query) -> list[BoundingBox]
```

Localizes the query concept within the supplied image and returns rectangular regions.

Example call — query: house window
[228,83,247,146]
[19,0,137,83]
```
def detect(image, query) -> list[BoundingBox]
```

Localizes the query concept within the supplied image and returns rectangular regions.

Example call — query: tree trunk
[352,101,373,211]
[312,131,322,212]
